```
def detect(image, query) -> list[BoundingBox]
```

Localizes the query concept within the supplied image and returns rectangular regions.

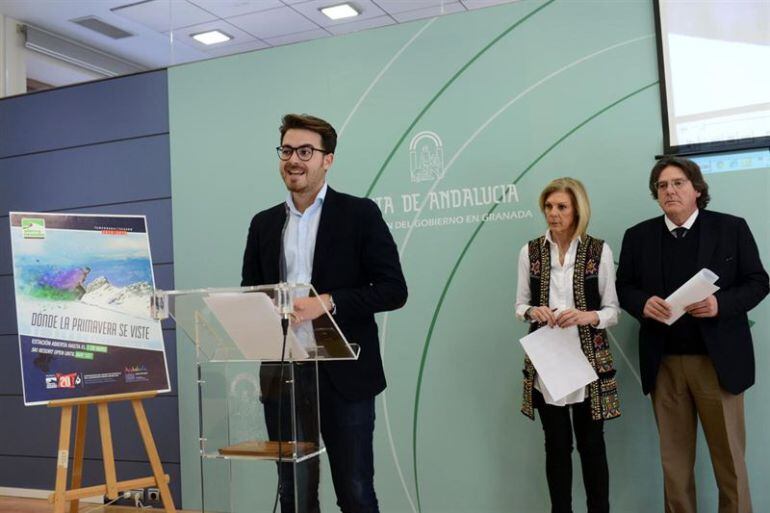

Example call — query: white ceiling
[0,0,519,87]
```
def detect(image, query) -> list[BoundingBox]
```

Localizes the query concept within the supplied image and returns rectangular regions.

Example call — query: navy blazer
[241,187,408,400]
[616,210,769,395]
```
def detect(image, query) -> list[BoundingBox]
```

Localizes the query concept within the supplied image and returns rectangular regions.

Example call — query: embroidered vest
[520,235,621,421]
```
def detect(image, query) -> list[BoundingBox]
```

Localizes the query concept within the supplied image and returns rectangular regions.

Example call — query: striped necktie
[672,226,688,239]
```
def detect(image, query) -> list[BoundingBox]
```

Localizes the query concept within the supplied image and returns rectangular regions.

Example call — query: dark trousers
[263,364,379,513]
[535,390,610,513]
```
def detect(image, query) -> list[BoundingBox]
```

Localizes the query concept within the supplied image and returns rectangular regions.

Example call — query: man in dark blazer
[616,156,768,513]
[241,113,407,513]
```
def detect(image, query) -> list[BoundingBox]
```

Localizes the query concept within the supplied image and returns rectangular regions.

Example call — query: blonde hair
[538,177,591,240]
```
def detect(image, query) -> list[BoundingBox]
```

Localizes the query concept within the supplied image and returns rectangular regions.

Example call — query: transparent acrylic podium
[151,283,358,513]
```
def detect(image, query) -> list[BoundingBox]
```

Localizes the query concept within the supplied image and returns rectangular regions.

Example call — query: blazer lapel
[696,210,717,272]
[265,205,286,283]
[650,216,664,295]
[311,187,336,285]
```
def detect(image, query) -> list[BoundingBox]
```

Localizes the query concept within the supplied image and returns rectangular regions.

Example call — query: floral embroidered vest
[520,235,621,421]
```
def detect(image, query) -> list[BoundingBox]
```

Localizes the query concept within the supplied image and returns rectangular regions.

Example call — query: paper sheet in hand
[202,292,308,360]
[519,326,598,402]
[664,268,720,325]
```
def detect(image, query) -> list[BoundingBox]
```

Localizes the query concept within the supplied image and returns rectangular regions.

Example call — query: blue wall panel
[0,220,10,277]
[0,135,170,214]
[0,335,21,394]
[0,275,16,335]
[0,69,179,503]
[0,395,179,462]
[0,70,168,158]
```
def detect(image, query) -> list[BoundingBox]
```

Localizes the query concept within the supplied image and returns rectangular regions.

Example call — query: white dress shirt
[284,183,327,285]
[515,231,620,406]
[284,183,327,348]
[664,209,699,234]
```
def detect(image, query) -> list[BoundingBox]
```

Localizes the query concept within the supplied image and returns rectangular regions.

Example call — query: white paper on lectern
[202,292,309,360]
[664,268,720,325]
[519,326,598,402]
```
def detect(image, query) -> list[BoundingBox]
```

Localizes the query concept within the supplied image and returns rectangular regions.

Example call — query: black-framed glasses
[655,178,689,191]
[276,145,329,161]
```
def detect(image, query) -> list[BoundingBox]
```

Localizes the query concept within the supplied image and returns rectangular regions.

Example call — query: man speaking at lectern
[241,113,408,513]
[616,156,768,513]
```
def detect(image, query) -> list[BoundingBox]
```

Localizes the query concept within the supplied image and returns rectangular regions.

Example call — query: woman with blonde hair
[516,177,621,513]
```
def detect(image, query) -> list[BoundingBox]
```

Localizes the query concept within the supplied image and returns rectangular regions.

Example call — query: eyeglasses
[655,178,689,191]
[276,145,329,161]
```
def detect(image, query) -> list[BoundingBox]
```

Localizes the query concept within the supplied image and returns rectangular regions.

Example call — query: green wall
[168,1,770,511]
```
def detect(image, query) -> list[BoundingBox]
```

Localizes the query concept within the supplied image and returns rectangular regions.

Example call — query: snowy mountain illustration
[81,276,153,318]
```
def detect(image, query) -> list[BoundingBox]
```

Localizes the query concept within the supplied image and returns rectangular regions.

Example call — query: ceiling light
[191,30,232,45]
[320,3,360,21]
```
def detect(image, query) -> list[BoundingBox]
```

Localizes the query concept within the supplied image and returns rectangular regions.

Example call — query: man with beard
[241,113,407,513]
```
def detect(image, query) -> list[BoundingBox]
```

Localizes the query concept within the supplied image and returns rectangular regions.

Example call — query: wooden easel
[47,391,176,513]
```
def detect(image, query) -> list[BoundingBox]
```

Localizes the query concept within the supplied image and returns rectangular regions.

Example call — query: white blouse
[515,231,620,406]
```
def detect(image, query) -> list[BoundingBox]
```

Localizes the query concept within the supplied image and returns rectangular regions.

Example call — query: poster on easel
[9,212,171,406]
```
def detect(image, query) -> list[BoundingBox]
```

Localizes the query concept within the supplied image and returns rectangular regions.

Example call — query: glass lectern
[152,283,358,513]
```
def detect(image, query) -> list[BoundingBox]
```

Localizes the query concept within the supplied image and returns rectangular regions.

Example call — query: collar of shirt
[542,229,583,248]
[664,209,699,233]
[286,182,328,216]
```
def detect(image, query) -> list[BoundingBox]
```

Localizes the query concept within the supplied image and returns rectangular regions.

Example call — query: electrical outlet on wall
[147,487,161,503]
[107,488,144,506]
[129,489,144,505]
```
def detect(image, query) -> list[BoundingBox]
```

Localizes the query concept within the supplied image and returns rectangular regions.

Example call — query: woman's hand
[527,306,558,327]
[556,308,599,328]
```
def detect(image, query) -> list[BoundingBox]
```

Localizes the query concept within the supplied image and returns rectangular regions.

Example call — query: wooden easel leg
[131,399,177,513]
[53,406,73,513]
[97,402,119,500]
[69,404,88,513]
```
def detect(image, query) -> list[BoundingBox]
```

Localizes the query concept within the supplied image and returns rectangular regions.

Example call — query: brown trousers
[651,355,752,513]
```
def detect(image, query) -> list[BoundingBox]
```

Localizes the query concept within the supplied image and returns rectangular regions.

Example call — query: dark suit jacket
[241,187,408,401]
[616,210,769,395]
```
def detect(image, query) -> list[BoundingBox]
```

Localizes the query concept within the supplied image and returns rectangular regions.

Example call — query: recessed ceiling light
[191,30,232,45]
[320,3,360,21]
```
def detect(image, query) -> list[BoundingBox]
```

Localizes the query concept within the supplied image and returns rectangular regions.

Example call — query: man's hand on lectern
[291,294,332,323]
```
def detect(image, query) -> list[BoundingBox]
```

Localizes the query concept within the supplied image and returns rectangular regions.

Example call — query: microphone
[278,203,290,284]
[273,205,292,513]
[277,203,292,334]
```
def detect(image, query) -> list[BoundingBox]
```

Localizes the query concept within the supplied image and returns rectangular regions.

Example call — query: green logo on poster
[21,218,46,239]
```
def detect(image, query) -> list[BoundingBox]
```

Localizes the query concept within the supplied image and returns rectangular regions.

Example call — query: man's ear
[324,152,334,170]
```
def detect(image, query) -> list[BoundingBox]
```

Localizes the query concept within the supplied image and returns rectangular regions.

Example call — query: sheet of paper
[203,292,308,361]
[519,326,598,402]
[538,375,578,405]
[664,268,720,325]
